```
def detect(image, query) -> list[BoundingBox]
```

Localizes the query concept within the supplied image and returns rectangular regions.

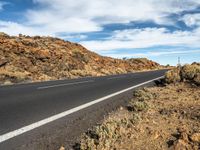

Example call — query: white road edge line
[0,75,164,143]
[37,80,94,90]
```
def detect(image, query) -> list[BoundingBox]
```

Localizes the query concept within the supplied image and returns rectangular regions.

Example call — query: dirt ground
[76,82,200,150]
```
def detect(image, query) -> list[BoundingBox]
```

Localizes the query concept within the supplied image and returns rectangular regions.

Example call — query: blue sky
[0,0,200,65]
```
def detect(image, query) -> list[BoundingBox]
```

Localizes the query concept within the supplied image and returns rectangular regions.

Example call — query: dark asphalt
[0,69,167,149]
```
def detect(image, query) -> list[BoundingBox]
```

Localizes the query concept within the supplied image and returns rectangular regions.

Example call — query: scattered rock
[190,133,200,143]
[0,58,8,67]
[180,132,189,142]
[3,80,12,85]
[59,146,65,150]
[174,139,193,150]
[152,131,160,139]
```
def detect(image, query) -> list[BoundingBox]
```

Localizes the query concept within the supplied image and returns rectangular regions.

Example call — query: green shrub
[128,101,149,112]
[79,116,136,150]
[133,89,154,101]
[129,113,141,124]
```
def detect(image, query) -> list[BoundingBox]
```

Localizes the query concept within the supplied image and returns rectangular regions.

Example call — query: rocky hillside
[0,32,161,84]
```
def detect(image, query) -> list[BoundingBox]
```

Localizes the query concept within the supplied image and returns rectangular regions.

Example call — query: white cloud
[30,0,200,26]
[0,21,52,36]
[59,34,87,40]
[182,13,200,27]
[2,0,200,36]
[29,0,200,32]
[81,28,200,51]
[107,49,200,58]
[1,0,200,60]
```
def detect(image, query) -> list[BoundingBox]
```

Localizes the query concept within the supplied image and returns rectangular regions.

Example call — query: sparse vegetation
[133,88,154,101]
[165,64,200,85]
[74,63,200,150]
[76,88,152,150]
[0,67,31,84]
[194,73,200,85]
[0,33,162,85]
[180,64,200,81]
[77,109,142,150]
[72,50,90,64]
[128,101,149,112]
[165,68,181,84]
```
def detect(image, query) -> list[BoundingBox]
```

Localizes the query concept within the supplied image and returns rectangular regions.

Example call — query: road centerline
[107,76,126,80]
[0,75,164,143]
[37,80,94,90]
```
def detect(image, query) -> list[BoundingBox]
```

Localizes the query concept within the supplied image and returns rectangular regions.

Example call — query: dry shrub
[180,64,200,81]
[72,50,89,63]
[194,73,200,85]
[165,64,200,85]
[79,112,137,150]
[0,69,31,84]
[128,101,149,112]
[127,89,153,112]
[78,89,154,150]
[165,68,181,84]
[133,88,154,101]
[70,70,90,77]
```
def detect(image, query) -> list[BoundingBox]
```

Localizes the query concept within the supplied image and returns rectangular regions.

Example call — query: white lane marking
[37,80,94,90]
[107,76,126,80]
[0,75,164,143]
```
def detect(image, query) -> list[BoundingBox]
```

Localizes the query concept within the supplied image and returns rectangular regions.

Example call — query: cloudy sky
[0,0,200,65]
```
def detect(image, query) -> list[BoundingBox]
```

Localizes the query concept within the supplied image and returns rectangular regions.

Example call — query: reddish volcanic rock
[0,33,161,84]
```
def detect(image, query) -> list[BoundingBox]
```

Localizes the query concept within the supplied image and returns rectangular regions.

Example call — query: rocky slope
[0,32,161,84]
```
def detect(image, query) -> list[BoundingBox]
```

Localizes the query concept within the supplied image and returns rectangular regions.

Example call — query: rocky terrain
[75,64,200,150]
[0,32,161,85]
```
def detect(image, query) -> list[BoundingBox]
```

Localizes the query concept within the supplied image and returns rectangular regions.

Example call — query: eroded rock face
[0,33,161,84]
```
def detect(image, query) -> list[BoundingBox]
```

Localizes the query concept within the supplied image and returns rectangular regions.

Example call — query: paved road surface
[0,69,167,149]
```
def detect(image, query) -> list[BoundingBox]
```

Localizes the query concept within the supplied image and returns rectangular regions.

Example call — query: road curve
[0,69,167,149]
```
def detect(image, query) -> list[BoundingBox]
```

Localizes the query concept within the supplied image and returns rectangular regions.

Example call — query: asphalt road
[0,69,167,149]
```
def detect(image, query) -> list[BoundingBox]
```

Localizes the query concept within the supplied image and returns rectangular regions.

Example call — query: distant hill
[0,33,161,84]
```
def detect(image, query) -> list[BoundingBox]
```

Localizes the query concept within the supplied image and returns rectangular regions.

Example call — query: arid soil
[75,66,200,150]
[0,32,161,85]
